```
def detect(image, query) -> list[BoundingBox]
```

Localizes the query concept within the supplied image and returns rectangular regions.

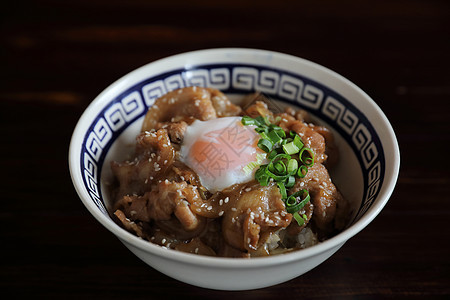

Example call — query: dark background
[1,0,449,298]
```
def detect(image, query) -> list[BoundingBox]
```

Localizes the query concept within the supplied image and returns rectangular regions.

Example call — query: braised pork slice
[222,182,292,252]
[114,180,204,231]
[291,163,348,236]
[155,121,188,144]
[277,113,328,164]
[111,128,175,200]
[141,87,218,132]
[207,88,242,117]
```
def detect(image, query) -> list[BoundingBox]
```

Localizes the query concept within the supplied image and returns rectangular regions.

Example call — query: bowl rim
[69,47,400,268]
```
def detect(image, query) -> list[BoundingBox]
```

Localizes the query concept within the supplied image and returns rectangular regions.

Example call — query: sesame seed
[224,197,229,203]
[218,211,224,216]
[194,247,199,254]
[219,199,223,206]
[245,187,251,192]
[207,206,212,211]
[161,238,166,244]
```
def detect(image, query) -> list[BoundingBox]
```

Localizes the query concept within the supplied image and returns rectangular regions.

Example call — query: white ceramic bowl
[69,48,400,290]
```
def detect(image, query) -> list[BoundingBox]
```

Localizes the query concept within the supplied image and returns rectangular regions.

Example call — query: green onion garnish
[293,212,305,226]
[285,175,296,188]
[277,182,287,199]
[287,159,298,175]
[241,115,315,224]
[282,142,300,155]
[274,161,286,173]
[258,139,273,153]
[285,189,310,213]
[293,134,304,149]
[297,165,308,178]
[268,130,283,145]
[299,147,314,167]
[255,165,270,186]
[268,149,278,160]
[241,116,257,126]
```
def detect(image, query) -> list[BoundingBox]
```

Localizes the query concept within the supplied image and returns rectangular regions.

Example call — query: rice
[269,226,319,254]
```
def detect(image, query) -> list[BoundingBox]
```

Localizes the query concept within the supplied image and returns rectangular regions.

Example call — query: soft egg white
[180,117,267,193]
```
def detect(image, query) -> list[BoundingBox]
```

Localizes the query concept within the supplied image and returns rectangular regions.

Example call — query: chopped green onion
[293,134,304,149]
[258,139,273,153]
[268,149,278,160]
[274,161,286,174]
[269,124,281,130]
[299,147,314,167]
[255,165,269,186]
[277,182,287,199]
[293,212,305,226]
[282,141,300,155]
[285,189,310,213]
[275,128,286,138]
[297,165,308,178]
[255,116,269,126]
[241,116,257,126]
[240,115,316,218]
[259,131,270,141]
[268,130,283,145]
[281,138,292,146]
[287,159,298,175]
[285,195,297,207]
[285,175,296,188]
[255,127,268,134]
[243,161,259,175]
[265,167,290,182]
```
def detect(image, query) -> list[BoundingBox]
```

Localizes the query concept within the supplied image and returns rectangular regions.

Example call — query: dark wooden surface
[1,0,449,298]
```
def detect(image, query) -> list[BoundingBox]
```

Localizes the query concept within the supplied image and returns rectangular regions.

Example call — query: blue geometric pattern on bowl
[81,63,385,224]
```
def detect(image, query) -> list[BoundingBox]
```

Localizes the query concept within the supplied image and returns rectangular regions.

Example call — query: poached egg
[180,117,266,193]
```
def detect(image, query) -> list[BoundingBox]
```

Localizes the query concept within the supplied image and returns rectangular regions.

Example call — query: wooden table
[1,0,449,298]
